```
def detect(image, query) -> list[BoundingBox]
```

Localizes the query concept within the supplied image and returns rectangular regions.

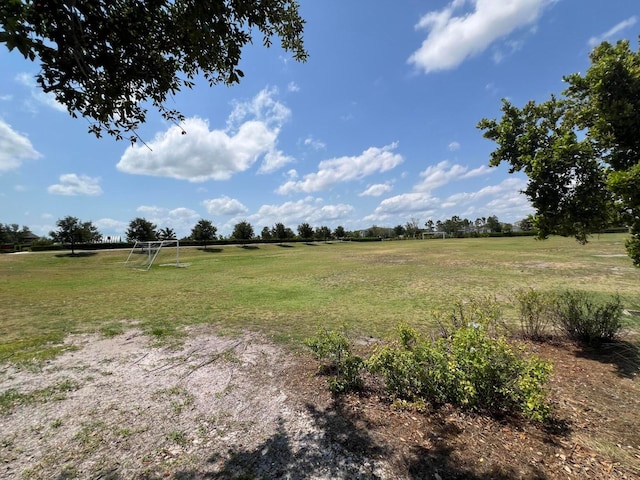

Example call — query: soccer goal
[124,240,188,270]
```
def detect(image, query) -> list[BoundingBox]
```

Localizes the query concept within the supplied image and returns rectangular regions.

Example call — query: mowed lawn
[1,234,638,362]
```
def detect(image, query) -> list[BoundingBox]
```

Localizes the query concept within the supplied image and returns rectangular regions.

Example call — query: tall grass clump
[553,290,623,346]
[514,288,554,341]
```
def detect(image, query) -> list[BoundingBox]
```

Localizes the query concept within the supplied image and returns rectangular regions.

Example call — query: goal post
[124,240,186,270]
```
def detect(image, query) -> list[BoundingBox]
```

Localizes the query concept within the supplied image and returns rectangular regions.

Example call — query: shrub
[368,322,553,421]
[304,328,364,393]
[514,288,554,341]
[553,290,623,346]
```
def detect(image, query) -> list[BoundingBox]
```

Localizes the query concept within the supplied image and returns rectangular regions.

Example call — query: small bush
[368,323,553,421]
[304,328,364,393]
[433,295,503,338]
[553,290,623,346]
[514,288,554,341]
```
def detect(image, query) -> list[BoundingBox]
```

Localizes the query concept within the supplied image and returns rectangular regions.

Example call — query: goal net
[124,240,186,270]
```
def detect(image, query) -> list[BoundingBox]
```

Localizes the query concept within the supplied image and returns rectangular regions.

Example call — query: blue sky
[1,0,638,239]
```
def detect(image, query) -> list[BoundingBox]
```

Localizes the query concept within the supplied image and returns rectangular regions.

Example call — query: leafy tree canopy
[0,223,34,244]
[191,219,217,248]
[50,216,101,254]
[232,220,254,241]
[0,0,307,141]
[297,222,313,240]
[126,217,157,242]
[158,227,176,240]
[478,38,640,265]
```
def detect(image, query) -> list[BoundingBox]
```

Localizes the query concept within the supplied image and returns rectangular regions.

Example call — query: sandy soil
[0,328,392,479]
[1,327,639,479]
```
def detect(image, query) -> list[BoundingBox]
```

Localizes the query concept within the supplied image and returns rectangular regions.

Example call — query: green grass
[1,234,638,361]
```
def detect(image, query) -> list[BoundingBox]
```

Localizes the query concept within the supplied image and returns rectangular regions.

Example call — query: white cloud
[441,177,532,219]
[448,141,461,151]
[277,142,403,194]
[15,72,67,112]
[202,196,248,216]
[245,197,354,230]
[117,88,292,181]
[369,192,439,218]
[0,119,41,171]
[412,160,493,193]
[360,183,393,197]
[408,0,552,73]
[303,136,326,150]
[368,176,531,224]
[287,81,300,92]
[47,174,103,196]
[413,161,469,192]
[588,16,638,47]
[462,165,492,178]
[133,205,200,237]
[95,218,128,238]
[259,149,295,174]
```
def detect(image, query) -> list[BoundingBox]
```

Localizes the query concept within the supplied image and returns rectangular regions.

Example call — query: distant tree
[485,215,502,233]
[50,216,101,255]
[405,218,420,238]
[260,226,272,241]
[519,215,535,232]
[314,225,332,241]
[232,221,254,241]
[190,219,217,249]
[272,222,287,242]
[333,225,346,239]
[158,227,176,240]
[502,223,513,235]
[393,224,406,237]
[284,226,296,239]
[425,219,435,233]
[366,225,389,238]
[0,223,34,244]
[126,217,157,242]
[297,222,313,240]
[1,0,307,141]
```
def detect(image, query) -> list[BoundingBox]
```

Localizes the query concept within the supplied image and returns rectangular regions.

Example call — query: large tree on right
[478,39,640,266]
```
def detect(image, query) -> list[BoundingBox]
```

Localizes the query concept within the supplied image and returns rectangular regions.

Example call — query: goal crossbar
[125,240,184,270]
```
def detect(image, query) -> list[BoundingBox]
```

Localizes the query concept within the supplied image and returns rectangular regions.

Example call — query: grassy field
[1,234,638,363]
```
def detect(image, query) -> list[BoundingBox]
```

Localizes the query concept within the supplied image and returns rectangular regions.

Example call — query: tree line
[5,208,629,255]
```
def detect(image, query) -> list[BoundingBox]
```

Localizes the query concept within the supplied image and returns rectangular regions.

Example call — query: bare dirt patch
[1,329,639,479]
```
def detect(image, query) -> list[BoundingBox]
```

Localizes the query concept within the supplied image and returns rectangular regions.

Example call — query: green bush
[514,288,554,341]
[368,323,552,421]
[553,290,623,345]
[304,328,364,393]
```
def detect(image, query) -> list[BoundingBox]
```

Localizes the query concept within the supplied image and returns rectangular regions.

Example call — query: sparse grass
[0,378,81,414]
[153,386,195,414]
[1,234,638,361]
[166,429,188,446]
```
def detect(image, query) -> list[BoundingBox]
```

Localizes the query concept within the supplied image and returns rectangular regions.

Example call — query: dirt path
[0,328,392,479]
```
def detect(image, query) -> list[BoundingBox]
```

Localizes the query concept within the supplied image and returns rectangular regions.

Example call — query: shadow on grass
[276,243,294,248]
[574,339,640,379]
[54,251,98,258]
[239,245,260,250]
[198,247,223,253]
[304,242,320,246]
